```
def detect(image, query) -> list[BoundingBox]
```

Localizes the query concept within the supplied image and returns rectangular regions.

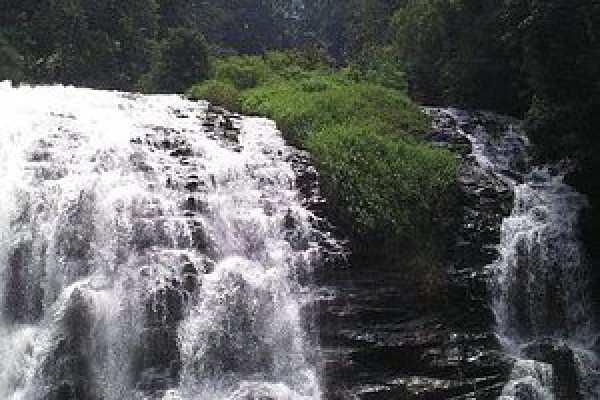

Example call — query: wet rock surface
[522,340,582,400]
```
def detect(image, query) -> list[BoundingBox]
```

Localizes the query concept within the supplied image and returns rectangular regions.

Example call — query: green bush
[187,79,241,111]
[241,71,428,144]
[346,46,407,91]
[263,49,330,73]
[212,55,270,90]
[210,50,331,91]
[306,124,458,241]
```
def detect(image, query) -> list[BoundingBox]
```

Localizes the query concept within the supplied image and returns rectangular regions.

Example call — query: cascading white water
[444,109,599,399]
[0,83,334,400]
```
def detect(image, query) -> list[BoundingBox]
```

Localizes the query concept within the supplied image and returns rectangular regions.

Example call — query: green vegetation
[0,35,23,82]
[241,71,427,144]
[138,28,210,93]
[188,79,242,111]
[187,53,459,279]
[0,0,160,89]
[304,123,457,242]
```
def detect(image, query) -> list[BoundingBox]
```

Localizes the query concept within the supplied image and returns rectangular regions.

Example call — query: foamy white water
[0,83,333,399]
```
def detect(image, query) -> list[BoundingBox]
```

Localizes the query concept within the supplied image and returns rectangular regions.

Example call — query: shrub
[212,55,270,90]
[210,50,331,91]
[347,45,407,91]
[306,124,458,243]
[263,49,330,73]
[241,71,428,144]
[187,79,241,111]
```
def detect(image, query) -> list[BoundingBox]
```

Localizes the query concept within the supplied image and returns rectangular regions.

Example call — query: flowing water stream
[0,83,337,400]
[446,109,599,399]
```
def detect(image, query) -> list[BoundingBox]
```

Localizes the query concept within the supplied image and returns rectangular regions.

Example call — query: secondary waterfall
[0,83,335,400]
[444,109,599,399]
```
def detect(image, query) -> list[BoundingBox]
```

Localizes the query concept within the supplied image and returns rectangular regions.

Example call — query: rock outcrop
[522,340,582,400]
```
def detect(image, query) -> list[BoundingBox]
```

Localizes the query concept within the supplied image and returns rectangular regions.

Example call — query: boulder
[522,340,582,400]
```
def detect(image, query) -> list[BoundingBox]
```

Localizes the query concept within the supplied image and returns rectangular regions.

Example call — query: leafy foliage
[0,35,23,82]
[305,124,458,244]
[2,0,159,89]
[138,28,210,93]
[392,0,527,113]
[212,56,272,90]
[242,72,427,144]
[187,79,242,111]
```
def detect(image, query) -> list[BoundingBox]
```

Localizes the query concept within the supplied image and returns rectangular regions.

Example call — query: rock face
[37,289,99,400]
[522,340,582,400]
[319,108,517,399]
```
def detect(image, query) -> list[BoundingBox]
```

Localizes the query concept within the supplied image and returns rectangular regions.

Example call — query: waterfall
[441,109,599,399]
[0,83,334,399]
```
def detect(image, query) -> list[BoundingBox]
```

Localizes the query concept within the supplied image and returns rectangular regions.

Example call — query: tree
[0,34,23,82]
[188,0,283,54]
[391,0,526,113]
[1,0,158,89]
[139,27,210,93]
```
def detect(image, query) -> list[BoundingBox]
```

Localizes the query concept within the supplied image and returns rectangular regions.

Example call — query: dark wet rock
[27,149,52,162]
[223,117,236,131]
[196,273,276,378]
[189,220,213,255]
[522,340,582,400]
[318,263,513,399]
[224,129,240,143]
[207,104,226,115]
[182,262,197,275]
[37,289,100,400]
[181,262,199,293]
[55,191,96,263]
[173,108,189,119]
[184,196,208,213]
[131,219,171,250]
[283,209,296,230]
[170,147,194,158]
[184,177,209,192]
[179,157,192,166]
[4,240,44,323]
[134,283,185,391]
